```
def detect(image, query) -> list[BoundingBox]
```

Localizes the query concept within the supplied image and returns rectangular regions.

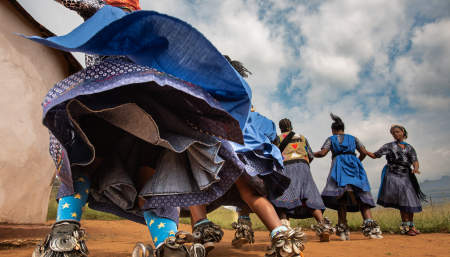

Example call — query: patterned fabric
[321,167,376,212]
[30,3,250,226]
[271,161,325,219]
[278,132,313,163]
[374,142,422,212]
[140,140,245,208]
[56,0,105,20]
[180,150,290,217]
[374,142,418,168]
[105,0,140,11]
[85,54,106,67]
[45,58,245,222]
[26,5,252,130]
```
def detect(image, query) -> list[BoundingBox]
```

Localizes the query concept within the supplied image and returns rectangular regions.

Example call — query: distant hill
[420,176,450,203]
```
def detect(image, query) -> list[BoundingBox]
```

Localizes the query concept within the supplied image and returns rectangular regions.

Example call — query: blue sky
[18,0,450,190]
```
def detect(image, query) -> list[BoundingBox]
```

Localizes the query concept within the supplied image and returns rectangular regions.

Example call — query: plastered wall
[0,1,74,224]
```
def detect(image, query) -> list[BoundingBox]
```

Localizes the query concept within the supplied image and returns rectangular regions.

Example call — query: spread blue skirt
[25,6,252,224]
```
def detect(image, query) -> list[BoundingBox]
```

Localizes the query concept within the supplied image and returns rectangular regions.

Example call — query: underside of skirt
[51,81,245,218]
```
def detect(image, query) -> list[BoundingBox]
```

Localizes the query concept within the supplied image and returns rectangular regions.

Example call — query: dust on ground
[1,220,448,257]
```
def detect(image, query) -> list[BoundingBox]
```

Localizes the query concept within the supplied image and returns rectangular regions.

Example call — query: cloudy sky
[18,0,450,191]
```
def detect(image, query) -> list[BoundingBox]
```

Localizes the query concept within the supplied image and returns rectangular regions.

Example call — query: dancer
[313,114,383,240]
[28,1,252,256]
[271,118,334,242]
[187,58,304,257]
[367,125,425,236]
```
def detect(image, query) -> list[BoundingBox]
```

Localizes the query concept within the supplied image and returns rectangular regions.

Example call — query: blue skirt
[182,151,290,215]
[46,57,246,224]
[271,161,325,219]
[322,158,376,212]
[377,165,422,213]
[26,5,255,224]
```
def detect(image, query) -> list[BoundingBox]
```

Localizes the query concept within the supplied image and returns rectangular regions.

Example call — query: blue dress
[26,6,251,224]
[321,134,375,211]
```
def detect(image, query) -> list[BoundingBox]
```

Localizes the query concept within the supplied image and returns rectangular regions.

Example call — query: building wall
[0,1,75,224]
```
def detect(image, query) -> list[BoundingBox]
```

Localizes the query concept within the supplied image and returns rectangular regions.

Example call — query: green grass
[48,184,449,233]
[179,204,450,233]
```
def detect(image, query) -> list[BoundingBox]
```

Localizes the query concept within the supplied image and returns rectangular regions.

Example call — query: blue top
[24,6,251,130]
[231,111,284,167]
[330,134,371,192]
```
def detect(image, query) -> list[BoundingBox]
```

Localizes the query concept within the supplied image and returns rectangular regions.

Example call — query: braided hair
[224,55,252,78]
[330,113,345,131]
[279,118,293,133]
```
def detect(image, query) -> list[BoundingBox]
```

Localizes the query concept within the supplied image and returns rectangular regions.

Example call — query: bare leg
[189,205,207,228]
[400,211,409,222]
[360,206,373,220]
[311,209,324,223]
[235,176,282,231]
[360,205,383,239]
[338,206,347,226]
[408,213,414,223]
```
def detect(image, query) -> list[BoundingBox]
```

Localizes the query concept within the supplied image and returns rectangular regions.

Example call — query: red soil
[1,220,448,257]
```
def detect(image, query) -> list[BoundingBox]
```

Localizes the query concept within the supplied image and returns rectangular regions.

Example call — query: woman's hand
[313,149,329,158]
[366,151,377,159]
[412,161,420,174]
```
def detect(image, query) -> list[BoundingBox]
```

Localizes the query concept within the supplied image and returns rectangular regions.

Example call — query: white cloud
[17,0,450,190]
[394,19,450,111]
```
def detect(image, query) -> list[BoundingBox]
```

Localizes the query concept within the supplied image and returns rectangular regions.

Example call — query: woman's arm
[366,151,378,159]
[358,150,366,161]
[313,148,329,158]
[357,146,378,159]
[412,161,420,174]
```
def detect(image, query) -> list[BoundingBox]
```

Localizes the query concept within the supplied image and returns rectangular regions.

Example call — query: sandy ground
[1,220,449,257]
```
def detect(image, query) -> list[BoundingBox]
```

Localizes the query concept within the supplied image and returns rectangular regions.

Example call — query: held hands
[412,168,420,174]
[366,151,377,159]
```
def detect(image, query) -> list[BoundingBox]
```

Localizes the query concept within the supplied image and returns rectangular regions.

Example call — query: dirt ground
[1,220,449,257]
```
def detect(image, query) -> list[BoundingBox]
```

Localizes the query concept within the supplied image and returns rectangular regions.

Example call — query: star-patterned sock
[56,175,90,222]
[143,211,178,248]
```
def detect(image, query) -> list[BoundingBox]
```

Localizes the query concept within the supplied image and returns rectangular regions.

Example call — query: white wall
[0,1,73,224]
